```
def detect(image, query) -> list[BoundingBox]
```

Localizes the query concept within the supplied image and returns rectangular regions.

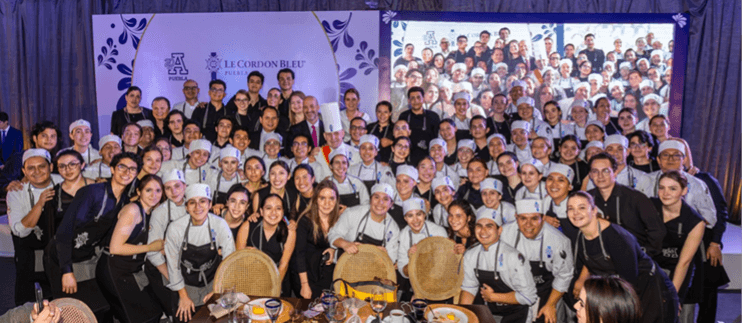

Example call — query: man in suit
[287,96,325,158]
[0,111,24,169]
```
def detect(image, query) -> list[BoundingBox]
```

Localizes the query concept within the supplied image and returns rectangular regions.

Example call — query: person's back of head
[585,275,642,323]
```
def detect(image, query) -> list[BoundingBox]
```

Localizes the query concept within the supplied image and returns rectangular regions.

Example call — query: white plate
[365,315,411,323]
[426,307,468,323]
[244,298,283,322]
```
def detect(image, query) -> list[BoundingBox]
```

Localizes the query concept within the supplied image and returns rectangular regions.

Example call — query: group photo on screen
[389,21,675,128]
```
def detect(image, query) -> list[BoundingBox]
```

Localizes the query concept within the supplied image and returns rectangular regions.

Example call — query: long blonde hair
[299,179,340,241]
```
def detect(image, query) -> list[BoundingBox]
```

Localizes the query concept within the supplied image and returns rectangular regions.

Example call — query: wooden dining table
[190,295,496,323]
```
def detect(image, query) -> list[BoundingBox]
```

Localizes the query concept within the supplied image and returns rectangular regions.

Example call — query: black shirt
[588,184,666,257]
[367,122,394,163]
[110,108,153,136]
[398,109,440,166]
[191,103,235,142]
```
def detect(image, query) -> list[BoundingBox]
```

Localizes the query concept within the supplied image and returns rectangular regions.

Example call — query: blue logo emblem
[205,52,221,80]
[424,31,437,46]
[546,246,552,259]
[165,53,189,76]
[535,201,540,212]
[498,253,504,267]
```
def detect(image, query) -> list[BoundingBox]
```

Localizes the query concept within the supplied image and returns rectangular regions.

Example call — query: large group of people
[0,28,730,323]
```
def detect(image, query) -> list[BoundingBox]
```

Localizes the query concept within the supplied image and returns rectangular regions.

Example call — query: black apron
[97,202,162,322]
[473,244,529,323]
[338,177,361,207]
[354,212,386,247]
[574,222,678,323]
[388,203,406,229]
[356,162,380,195]
[13,182,57,305]
[179,218,222,287]
[513,233,554,322]
[212,172,238,206]
[659,219,701,303]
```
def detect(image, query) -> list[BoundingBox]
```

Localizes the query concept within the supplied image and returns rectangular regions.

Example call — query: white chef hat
[98,134,122,149]
[480,178,504,194]
[432,176,455,191]
[487,133,507,146]
[608,80,624,92]
[573,82,590,93]
[457,139,476,152]
[520,158,544,174]
[619,62,632,70]
[396,165,418,180]
[162,169,186,184]
[219,146,241,161]
[511,120,531,132]
[658,140,686,155]
[642,94,663,105]
[359,134,380,149]
[452,63,467,73]
[510,80,527,91]
[571,99,590,110]
[588,73,603,84]
[640,79,655,91]
[471,67,486,77]
[516,96,535,108]
[604,134,629,149]
[264,133,283,145]
[637,58,650,67]
[137,119,154,129]
[402,198,427,215]
[185,184,211,201]
[651,50,664,59]
[329,146,348,163]
[493,62,508,72]
[22,148,52,165]
[515,199,543,215]
[189,139,212,154]
[586,120,605,133]
[68,119,91,133]
[585,141,605,151]
[559,59,573,69]
[452,91,471,103]
[429,138,447,152]
[546,163,574,183]
[321,102,342,133]
[371,183,395,199]
[476,207,503,226]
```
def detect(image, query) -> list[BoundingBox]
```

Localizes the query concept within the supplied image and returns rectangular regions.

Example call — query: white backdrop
[93,11,380,138]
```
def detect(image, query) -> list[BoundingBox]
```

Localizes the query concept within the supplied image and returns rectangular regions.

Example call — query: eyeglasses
[183,86,198,91]
[659,153,684,161]
[589,168,613,177]
[629,143,646,149]
[292,142,308,147]
[395,144,410,150]
[350,126,366,131]
[58,161,81,171]
[235,98,249,102]
[210,88,225,93]
[116,164,138,175]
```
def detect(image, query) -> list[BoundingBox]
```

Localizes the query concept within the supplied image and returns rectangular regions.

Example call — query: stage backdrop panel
[93,11,379,138]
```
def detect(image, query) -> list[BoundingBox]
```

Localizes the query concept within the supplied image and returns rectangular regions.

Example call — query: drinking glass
[411,299,427,323]
[370,288,387,323]
[265,299,282,323]
[220,287,237,323]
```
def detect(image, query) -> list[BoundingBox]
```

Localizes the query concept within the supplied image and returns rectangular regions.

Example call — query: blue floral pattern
[355,41,379,76]
[532,23,556,42]
[322,13,354,53]
[96,38,118,70]
[119,15,148,50]
[115,60,134,110]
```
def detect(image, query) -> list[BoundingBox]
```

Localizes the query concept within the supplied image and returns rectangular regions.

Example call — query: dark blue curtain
[0,0,740,222]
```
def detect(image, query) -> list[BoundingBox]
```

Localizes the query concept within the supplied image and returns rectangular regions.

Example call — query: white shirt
[514,182,548,201]
[476,202,517,226]
[63,145,101,165]
[174,101,199,119]
[461,242,538,306]
[347,161,396,188]
[435,165,461,191]
[82,162,112,179]
[499,223,574,293]
[328,204,400,263]
[397,221,448,278]
[147,199,187,266]
[7,179,60,238]
[506,143,533,163]
[164,214,235,291]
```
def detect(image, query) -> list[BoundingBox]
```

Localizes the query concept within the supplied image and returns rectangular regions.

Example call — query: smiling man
[46,152,141,314]
[500,199,573,323]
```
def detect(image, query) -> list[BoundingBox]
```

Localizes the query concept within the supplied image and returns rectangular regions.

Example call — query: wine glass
[265,298,282,323]
[220,287,237,323]
[370,288,387,323]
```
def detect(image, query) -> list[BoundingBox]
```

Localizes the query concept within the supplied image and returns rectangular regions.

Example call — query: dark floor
[0,257,739,322]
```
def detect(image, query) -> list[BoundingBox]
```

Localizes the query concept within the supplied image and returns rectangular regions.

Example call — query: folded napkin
[208,293,250,318]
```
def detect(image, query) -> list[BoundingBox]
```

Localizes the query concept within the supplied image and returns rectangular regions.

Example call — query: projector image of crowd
[0,27,729,323]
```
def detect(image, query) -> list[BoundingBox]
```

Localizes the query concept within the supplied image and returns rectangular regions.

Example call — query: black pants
[13,246,51,306]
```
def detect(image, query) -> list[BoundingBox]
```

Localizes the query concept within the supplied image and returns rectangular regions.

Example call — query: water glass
[265,298,282,323]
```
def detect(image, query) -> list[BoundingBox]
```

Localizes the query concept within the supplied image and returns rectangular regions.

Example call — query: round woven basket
[333,244,396,291]
[213,248,281,297]
[51,297,97,323]
[409,237,464,301]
